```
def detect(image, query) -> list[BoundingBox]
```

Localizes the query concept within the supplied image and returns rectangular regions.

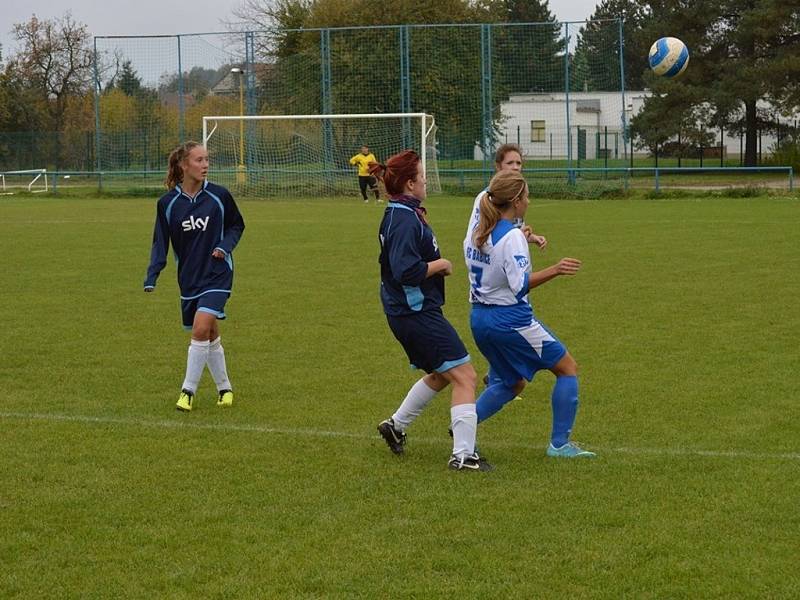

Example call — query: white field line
[2,411,799,461]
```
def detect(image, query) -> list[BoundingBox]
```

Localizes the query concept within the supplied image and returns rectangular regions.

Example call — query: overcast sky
[2,0,599,56]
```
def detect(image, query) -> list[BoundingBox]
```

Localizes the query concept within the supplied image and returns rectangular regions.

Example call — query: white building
[478,91,795,161]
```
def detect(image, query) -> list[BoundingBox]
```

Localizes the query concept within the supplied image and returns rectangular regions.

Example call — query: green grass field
[2,193,799,598]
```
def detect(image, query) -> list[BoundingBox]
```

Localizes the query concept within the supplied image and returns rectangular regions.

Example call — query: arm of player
[143,203,170,291]
[386,218,430,286]
[528,257,581,289]
[520,224,548,250]
[213,192,246,257]
[426,258,452,277]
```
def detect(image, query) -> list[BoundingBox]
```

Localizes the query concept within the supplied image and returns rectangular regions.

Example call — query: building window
[530,120,546,143]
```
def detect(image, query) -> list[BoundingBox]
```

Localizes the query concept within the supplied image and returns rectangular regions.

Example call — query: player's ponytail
[165,141,203,189]
[473,170,528,248]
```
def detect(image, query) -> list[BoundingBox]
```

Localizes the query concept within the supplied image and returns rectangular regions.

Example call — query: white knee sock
[181,339,210,393]
[392,378,438,430]
[206,337,232,392]
[450,403,477,458]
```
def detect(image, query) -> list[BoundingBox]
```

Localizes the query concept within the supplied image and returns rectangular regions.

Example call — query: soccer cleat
[217,389,234,407]
[377,418,407,454]
[448,452,494,472]
[176,389,194,412]
[546,441,596,458]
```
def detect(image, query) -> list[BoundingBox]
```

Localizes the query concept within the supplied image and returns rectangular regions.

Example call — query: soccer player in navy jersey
[465,169,595,458]
[144,141,245,412]
[371,150,491,471]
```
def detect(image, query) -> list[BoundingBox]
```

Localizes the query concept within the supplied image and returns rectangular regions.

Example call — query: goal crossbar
[202,113,436,177]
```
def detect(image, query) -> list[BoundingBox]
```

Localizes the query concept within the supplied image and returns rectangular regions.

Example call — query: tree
[492,0,566,95]
[11,12,93,167]
[117,60,143,96]
[231,0,492,159]
[572,0,652,92]
[636,0,800,166]
[159,66,222,102]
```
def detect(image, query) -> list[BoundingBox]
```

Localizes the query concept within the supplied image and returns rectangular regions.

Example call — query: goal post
[0,169,48,195]
[202,113,439,198]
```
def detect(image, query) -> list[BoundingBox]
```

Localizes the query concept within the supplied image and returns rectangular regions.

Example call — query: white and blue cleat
[546,441,596,458]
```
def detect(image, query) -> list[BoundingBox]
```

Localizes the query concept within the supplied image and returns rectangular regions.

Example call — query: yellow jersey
[349,152,377,176]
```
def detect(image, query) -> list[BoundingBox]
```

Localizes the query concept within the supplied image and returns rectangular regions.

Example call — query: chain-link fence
[3,21,631,195]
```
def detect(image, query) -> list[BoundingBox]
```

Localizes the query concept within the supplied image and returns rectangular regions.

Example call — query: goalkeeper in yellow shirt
[349,145,381,203]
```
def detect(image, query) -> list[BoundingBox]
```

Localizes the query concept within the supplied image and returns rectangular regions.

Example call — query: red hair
[368,149,420,197]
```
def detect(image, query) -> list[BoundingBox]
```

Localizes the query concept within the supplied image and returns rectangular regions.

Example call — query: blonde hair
[165,141,203,189]
[473,170,528,248]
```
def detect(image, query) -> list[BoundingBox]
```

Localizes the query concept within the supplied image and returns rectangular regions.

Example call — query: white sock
[206,337,232,392]
[450,403,477,458]
[392,378,438,430]
[181,339,210,393]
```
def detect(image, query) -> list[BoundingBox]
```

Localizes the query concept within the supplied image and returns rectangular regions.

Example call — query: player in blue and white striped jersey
[465,169,595,458]
[144,142,245,412]
[464,144,547,392]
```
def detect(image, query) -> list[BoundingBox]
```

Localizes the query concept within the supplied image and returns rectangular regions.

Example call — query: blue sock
[476,383,518,423]
[486,367,504,388]
[551,375,579,447]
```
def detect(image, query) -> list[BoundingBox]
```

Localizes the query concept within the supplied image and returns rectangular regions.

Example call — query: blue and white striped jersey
[144,181,245,299]
[464,219,531,307]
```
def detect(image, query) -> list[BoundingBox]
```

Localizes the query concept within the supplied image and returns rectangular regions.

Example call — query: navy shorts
[386,308,470,373]
[180,291,230,330]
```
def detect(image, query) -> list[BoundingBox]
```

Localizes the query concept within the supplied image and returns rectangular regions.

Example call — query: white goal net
[0,169,48,195]
[202,113,439,198]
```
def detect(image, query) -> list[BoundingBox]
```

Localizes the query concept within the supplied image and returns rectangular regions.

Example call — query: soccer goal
[0,169,49,195]
[202,113,440,198]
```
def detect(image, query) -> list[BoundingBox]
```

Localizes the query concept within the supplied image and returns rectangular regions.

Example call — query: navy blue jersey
[378,202,445,316]
[144,181,245,299]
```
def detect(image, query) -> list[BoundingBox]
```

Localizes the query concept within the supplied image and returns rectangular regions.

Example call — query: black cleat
[448,452,494,472]
[377,418,407,454]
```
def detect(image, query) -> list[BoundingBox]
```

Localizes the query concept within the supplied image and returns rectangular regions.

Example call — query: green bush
[766,138,800,172]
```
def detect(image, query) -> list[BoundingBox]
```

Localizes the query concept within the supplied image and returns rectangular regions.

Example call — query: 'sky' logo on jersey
[182,216,209,231]
[514,254,529,269]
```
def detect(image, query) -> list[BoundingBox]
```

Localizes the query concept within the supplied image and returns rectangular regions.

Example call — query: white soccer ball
[649,37,689,78]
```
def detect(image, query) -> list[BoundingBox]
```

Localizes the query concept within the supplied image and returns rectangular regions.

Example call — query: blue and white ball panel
[180,290,230,329]
[649,37,689,78]
[471,308,566,387]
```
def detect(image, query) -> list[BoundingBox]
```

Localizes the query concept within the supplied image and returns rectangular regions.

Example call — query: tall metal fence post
[93,37,102,171]
[245,31,256,178]
[399,25,412,149]
[177,35,185,142]
[565,22,574,185]
[320,29,333,172]
[480,24,493,187]
[618,17,627,168]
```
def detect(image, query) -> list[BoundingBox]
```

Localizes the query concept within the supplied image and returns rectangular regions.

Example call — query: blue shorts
[470,304,566,387]
[386,308,470,374]
[180,291,230,330]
